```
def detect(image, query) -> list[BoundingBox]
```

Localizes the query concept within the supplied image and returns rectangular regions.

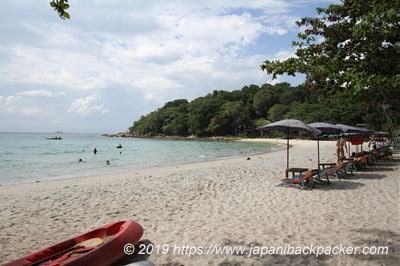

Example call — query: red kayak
[2,220,143,266]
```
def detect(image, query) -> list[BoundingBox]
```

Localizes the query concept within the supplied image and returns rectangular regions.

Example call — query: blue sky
[0,0,338,133]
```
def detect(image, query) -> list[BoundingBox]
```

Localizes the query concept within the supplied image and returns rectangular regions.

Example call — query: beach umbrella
[373,131,390,136]
[335,124,372,154]
[309,122,343,135]
[308,122,343,167]
[258,119,321,169]
[335,124,367,134]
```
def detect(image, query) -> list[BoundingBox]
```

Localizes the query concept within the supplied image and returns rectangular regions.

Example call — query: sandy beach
[0,139,399,265]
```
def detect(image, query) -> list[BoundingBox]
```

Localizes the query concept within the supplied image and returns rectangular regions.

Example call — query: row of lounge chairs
[351,145,393,170]
[278,145,393,190]
[278,161,355,190]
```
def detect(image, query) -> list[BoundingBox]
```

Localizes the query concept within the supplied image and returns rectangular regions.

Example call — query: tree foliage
[129,81,390,137]
[50,0,70,19]
[261,0,400,127]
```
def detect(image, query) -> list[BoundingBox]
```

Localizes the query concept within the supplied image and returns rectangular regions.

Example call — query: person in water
[93,148,97,154]
[106,160,110,165]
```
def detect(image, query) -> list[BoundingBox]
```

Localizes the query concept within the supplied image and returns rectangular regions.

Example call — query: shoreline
[0,138,287,188]
[1,139,399,265]
[0,137,286,187]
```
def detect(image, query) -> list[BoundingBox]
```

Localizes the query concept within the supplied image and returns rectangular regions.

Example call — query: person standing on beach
[336,135,347,163]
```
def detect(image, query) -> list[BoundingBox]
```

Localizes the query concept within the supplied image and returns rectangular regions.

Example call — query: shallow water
[0,132,277,184]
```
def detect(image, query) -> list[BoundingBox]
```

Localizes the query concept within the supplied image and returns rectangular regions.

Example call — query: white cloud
[0,95,45,116]
[68,96,109,116]
[144,92,164,105]
[16,90,55,97]
[0,95,19,114]
[274,49,297,60]
[0,0,333,132]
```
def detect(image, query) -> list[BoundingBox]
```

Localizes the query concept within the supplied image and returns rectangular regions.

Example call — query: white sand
[0,139,399,265]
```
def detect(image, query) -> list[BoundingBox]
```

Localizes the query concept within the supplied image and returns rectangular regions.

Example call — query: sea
[0,132,277,185]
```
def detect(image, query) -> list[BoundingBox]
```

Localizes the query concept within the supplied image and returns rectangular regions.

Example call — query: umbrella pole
[317,139,320,167]
[287,128,290,170]
[287,137,289,169]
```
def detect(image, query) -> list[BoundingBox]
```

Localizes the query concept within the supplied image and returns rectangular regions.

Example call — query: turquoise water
[0,133,276,185]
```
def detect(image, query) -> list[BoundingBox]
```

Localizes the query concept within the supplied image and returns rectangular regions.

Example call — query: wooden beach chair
[278,170,317,190]
[312,167,334,184]
[354,154,373,168]
[326,161,355,179]
[374,145,393,160]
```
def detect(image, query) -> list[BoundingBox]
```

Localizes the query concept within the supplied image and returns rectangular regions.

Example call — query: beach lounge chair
[374,146,393,160]
[350,158,367,170]
[312,167,334,184]
[278,170,317,190]
[355,154,373,168]
[326,161,354,179]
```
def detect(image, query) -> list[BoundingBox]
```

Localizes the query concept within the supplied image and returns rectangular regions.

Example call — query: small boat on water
[46,136,63,140]
[116,144,123,148]
[2,220,144,266]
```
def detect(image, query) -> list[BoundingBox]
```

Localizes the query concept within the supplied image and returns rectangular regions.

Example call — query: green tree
[253,84,276,118]
[267,104,290,122]
[240,85,261,120]
[187,96,222,136]
[160,100,189,135]
[129,111,164,136]
[129,99,189,136]
[261,0,400,129]
[50,0,70,19]
[207,101,250,135]
[285,103,332,123]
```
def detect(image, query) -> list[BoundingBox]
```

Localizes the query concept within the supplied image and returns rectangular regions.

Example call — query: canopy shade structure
[309,122,343,135]
[335,124,374,155]
[335,124,372,135]
[258,119,321,170]
[308,122,344,166]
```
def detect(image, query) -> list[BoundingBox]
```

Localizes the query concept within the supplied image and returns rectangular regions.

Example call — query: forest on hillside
[128,82,393,137]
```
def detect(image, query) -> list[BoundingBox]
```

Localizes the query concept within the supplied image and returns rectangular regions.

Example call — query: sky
[0,0,338,133]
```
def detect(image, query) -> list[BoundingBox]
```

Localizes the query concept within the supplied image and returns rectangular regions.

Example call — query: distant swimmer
[93,148,97,154]
[78,158,83,162]
[106,160,111,165]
